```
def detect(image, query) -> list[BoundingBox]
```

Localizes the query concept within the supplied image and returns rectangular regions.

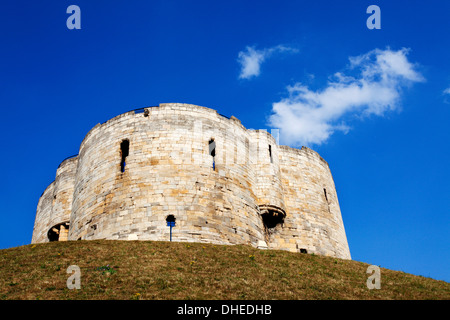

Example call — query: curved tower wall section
[32,182,55,243]
[50,157,78,228]
[69,103,266,246]
[31,157,77,243]
[249,130,285,213]
[275,146,351,259]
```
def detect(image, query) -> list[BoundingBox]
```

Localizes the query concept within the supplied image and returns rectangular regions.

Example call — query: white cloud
[443,87,450,104]
[268,48,424,147]
[238,45,298,79]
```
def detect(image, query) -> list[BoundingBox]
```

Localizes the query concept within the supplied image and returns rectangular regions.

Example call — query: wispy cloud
[268,48,424,147]
[443,87,450,104]
[237,45,298,80]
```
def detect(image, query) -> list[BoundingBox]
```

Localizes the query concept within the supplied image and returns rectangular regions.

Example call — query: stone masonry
[32,103,351,259]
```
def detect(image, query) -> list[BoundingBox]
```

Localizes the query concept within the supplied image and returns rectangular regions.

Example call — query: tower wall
[249,130,286,213]
[69,104,266,246]
[50,157,77,228]
[32,103,351,259]
[273,146,351,259]
[32,182,55,243]
[31,157,77,243]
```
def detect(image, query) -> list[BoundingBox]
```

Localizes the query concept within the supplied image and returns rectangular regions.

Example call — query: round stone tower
[32,103,351,260]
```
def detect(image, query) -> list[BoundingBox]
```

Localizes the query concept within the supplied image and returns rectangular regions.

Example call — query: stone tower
[32,103,351,259]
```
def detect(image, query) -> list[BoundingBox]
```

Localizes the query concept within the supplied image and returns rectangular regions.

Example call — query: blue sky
[0,1,449,282]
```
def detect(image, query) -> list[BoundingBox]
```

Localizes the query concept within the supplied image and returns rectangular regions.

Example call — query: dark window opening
[208,139,216,170]
[120,140,130,173]
[260,206,285,244]
[269,145,273,163]
[47,222,69,242]
[324,188,331,214]
[300,248,308,254]
[48,228,59,242]
[261,210,284,229]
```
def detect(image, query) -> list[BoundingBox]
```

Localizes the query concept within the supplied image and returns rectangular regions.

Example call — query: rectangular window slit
[209,139,216,170]
[269,145,273,163]
[120,139,130,173]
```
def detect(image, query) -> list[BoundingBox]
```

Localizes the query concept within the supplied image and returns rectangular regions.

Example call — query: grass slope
[0,240,448,300]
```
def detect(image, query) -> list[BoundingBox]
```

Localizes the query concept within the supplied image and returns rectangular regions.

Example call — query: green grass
[0,240,448,300]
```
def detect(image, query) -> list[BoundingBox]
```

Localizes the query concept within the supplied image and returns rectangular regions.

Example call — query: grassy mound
[0,240,448,300]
